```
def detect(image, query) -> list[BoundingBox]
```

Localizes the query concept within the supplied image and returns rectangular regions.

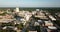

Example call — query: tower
[15,7,19,12]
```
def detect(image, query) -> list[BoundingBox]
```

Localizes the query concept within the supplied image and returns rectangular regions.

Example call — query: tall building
[15,7,19,12]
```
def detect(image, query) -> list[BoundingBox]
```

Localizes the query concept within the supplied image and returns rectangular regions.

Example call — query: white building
[15,7,19,12]
[36,9,39,11]
[25,14,30,21]
[32,11,37,15]
[49,15,56,21]
[48,26,57,29]
[29,31,37,32]
[44,21,53,26]
[47,26,57,32]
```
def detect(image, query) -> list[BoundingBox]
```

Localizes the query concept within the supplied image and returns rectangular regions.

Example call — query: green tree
[17,23,24,30]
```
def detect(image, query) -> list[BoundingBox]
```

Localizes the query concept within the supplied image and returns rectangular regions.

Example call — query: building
[18,11,32,17]
[48,15,56,21]
[36,9,39,11]
[47,26,58,32]
[0,14,14,19]
[35,11,48,20]
[44,21,53,26]
[0,11,4,14]
[29,31,37,32]
[15,7,19,12]
[0,19,15,23]
[18,11,32,21]
[32,11,37,15]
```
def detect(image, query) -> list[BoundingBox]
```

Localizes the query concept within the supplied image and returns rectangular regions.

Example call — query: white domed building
[15,7,19,12]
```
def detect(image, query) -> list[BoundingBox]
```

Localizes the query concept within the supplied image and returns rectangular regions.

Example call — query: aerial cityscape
[0,7,60,32]
[0,0,60,32]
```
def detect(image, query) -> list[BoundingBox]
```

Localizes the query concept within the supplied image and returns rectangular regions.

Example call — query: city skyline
[0,0,60,7]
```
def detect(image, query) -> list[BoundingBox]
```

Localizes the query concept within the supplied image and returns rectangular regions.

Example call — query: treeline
[42,8,60,13]
[0,8,60,13]
[19,8,60,13]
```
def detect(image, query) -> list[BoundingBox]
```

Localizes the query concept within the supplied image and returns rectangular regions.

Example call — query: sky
[0,0,60,7]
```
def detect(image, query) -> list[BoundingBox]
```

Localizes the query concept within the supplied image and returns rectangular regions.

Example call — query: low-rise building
[44,21,53,26]
[32,11,37,15]
[29,31,37,32]
[0,19,15,23]
[18,11,32,17]
[47,26,58,32]
[0,14,14,19]
[0,11,4,14]
[35,11,48,20]
[48,15,56,21]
